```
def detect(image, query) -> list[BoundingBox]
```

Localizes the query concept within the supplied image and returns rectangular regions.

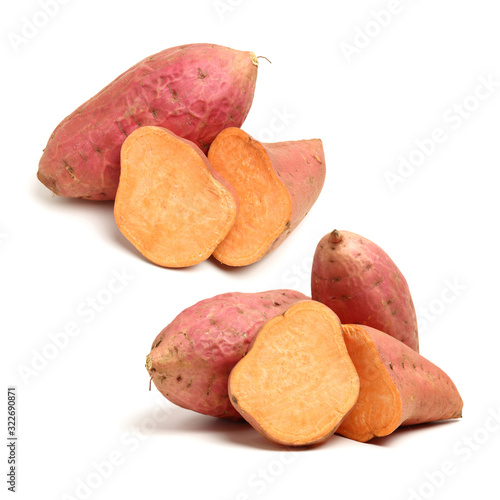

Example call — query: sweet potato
[145,290,308,418]
[114,126,237,267]
[228,300,360,446]
[338,324,463,442]
[207,128,326,266]
[311,229,419,351]
[37,43,258,200]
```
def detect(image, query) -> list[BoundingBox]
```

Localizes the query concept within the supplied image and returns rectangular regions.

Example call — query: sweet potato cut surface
[38,43,258,200]
[146,290,308,419]
[338,324,463,442]
[208,128,325,266]
[115,126,237,267]
[312,229,419,351]
[229,300,360,446]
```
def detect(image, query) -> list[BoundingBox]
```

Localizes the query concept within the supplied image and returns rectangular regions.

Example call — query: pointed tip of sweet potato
[338,324,463,442]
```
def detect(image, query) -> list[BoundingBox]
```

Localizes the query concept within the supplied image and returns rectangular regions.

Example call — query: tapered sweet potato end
[146,348,241,419]
[338,324,463,442]
[337,324,403,442]
[36,169,59,196]
[363,325,463,426]
[228,300,360,447]
[115,126,237,268]
[37,155,118,200]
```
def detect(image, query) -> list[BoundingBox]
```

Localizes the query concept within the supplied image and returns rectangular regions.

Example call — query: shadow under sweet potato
[126,404,462,451]
[367,419,462,447]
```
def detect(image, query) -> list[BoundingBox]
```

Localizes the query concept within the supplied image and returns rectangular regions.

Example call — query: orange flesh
[229,301,360,446]
[337,325,402,442]
[114,127,237,267]
[208,129,291,266]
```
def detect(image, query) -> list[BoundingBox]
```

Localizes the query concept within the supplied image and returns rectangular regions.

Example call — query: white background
[2,0,500,499]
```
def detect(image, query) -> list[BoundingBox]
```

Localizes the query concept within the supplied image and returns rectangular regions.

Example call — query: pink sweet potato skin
[146,290,308,419]
[311,230,419,351]
[262,138,326,254]
[37,43,258,200]
[354,325,463,427]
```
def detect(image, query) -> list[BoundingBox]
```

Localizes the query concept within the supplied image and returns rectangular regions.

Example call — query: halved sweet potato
[208,128,326,266]
[338,324,463,442]
[114,126,237,267]
[228,300,359,446]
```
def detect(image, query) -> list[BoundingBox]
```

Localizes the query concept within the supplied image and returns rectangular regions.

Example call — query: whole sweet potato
[312,230,419,351]
[146,290,308,419]
[208,128,326,266]
[38,44,258,200]
[338,324,463,442]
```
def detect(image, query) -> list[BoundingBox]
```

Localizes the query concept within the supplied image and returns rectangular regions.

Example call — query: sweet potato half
[146,290,308,419]
[114,126,237,267]
[312,229,419,351]
[338,325,463,442]
[38,43,258,200]
[228,300,360,446]
[208,128,326,266]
